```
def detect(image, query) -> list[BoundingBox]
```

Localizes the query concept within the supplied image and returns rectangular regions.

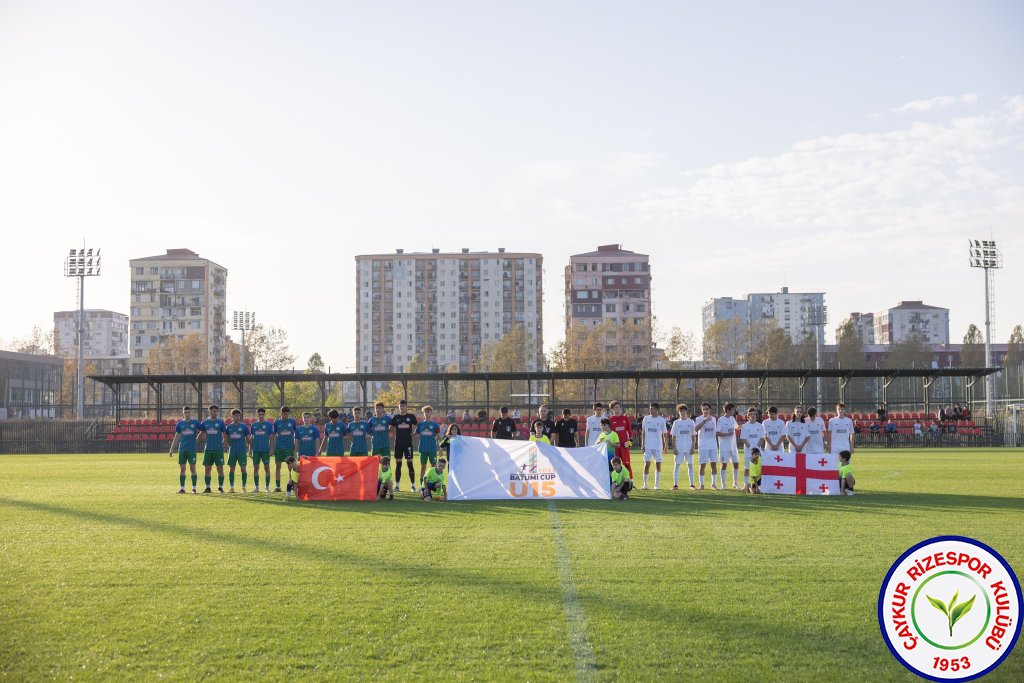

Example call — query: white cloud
[891,93,978,114]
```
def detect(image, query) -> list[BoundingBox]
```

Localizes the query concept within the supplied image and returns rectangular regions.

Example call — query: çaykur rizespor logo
[879,536,1021,681]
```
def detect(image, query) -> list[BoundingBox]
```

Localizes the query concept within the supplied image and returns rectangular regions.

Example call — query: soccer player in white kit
[716,403,740,489]
[805,406,826,453]
[785,405,809,453]
[669,404,696,490]
[762,406,786,454]
[695,402,718,490]
[739,406,765,492]
[641,402,668,489]
[585,402,604,447]
[827,402,856,455]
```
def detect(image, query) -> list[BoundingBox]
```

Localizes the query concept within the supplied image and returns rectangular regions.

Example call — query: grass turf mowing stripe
[548,500,598,682]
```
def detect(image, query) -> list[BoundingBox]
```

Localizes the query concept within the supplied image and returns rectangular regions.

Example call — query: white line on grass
[548,500,597,682]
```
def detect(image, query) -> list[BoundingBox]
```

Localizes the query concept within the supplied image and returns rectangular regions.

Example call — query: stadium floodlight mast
[806,303,828,409]
[231,310,255,373]
[63,247,101,419]
[968,239,1002,420]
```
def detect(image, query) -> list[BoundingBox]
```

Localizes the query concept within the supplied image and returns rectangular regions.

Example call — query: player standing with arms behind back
[762,406,786,455]
[225,409,250,493]
[716,403,740,489]
[554,408,579,447]
[390,399,418,492]
[805,406,826,454]
[640,402,668,490]
[198,404,227,494]
[270,406,297,493]
[168,405,201,494]
[669,404,696,490]
[739,407,765,492]
[249,408,273,493]
[786,406,809,454]
[695,403,718,490]
[827,402,855,455]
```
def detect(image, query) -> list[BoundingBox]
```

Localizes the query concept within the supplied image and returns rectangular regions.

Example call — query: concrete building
[53,309,129,360]
[128,249,227,375]
[836,312,876,344]
[874,301,950,345]
[701,297,749,333]
[564,244,652,364]
[702,287,827,364]
[0,349,63,418]
[355,248,543,374]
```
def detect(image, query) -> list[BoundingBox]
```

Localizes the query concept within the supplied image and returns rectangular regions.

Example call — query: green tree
[961,324,985,368]
[247,324,297,371]
[1005,325,1024,398]
[3,325,55,355]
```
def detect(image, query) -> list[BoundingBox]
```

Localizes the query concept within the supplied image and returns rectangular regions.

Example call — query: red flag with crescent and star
[760,451,840,495]
[297,456,380,501]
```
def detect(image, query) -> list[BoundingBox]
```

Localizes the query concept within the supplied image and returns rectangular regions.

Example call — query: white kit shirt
[739,421,766,455]
[805,416,826,453]
[762,418,787,449]
[585,415,603,446]
[696,415,718,450]
[670,418,695,452]
[716,414,738,451]
[641,415,667,452]
[828,416,855,453]
[786,419,809,451]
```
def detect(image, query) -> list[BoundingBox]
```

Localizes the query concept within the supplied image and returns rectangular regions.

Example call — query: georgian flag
[761,451,840,496]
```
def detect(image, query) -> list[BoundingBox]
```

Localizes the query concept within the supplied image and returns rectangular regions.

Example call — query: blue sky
[1,1,1022,369]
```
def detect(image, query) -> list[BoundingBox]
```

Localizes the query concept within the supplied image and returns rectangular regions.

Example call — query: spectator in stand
[476,410,487,425]
[952,403,963,420]
[462,409,472,422]
[869,422,881,442]
[913,420,923,441]
[928,421,941,446]
[513,408,522,422]
[876,402,888,422]
[946,421,958,435]
[884,420,897,448]
[937,406,948,422]
[961,404,971,420]
[446,409,456,424]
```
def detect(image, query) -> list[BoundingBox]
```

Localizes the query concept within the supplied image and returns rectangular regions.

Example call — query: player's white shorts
[830,445,851,456]
[719,448,739,464]
[674,449,693,465]
[698,448,718,465]
[744,449,755,468]
[643,449,663,463]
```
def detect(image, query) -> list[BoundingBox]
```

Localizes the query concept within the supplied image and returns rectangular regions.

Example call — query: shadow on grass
[218,487,1024,519]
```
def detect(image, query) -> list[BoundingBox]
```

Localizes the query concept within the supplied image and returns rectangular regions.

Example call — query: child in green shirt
[378,457,395,500]
[285,456,300,499]
[596,418,620,470]
[528,419,551,444]
[748,447,762,494]
[839,450,855,496]
[421,458,447,501]
[610,456,633,500]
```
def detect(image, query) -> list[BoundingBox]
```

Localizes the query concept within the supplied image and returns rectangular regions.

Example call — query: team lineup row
[165,398,857,496]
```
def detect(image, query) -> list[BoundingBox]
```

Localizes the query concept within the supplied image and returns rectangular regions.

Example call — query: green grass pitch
[1,449,1022,681]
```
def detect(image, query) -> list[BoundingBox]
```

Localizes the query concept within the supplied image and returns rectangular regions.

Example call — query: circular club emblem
[878,536,1021,681]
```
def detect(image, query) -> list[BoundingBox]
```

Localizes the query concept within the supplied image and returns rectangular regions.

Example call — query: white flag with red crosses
[761,451,840,495]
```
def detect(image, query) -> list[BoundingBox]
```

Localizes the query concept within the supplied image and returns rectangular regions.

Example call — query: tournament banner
[448,436,611,501]
[761,451,840,495]
[298,456,380,501]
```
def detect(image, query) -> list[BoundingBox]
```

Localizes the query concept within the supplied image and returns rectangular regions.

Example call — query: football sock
[275,478,281,489]
[191,474,197,488]
[699,473,704,486]
[204,475,211,487]
[743,474,750,486]
[687,463,694,486]
[218,475,224,487]
[642,473,648,487]
[673,463,681,486]
[242,472,248,487]
[179,475,186,488]
[654,471,660,487]
[395,460,403,482]
[254,474,260,489]
[229,472,235,487]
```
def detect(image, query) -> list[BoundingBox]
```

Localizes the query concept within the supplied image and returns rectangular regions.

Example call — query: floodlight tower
[232,311,255,373]
[968,240,1002,419]
[63,247,101,419]
[807,303,828,409]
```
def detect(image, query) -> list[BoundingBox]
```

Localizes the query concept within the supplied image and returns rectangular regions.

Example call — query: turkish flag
[297,456,380,501]
[761,451,840,496]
